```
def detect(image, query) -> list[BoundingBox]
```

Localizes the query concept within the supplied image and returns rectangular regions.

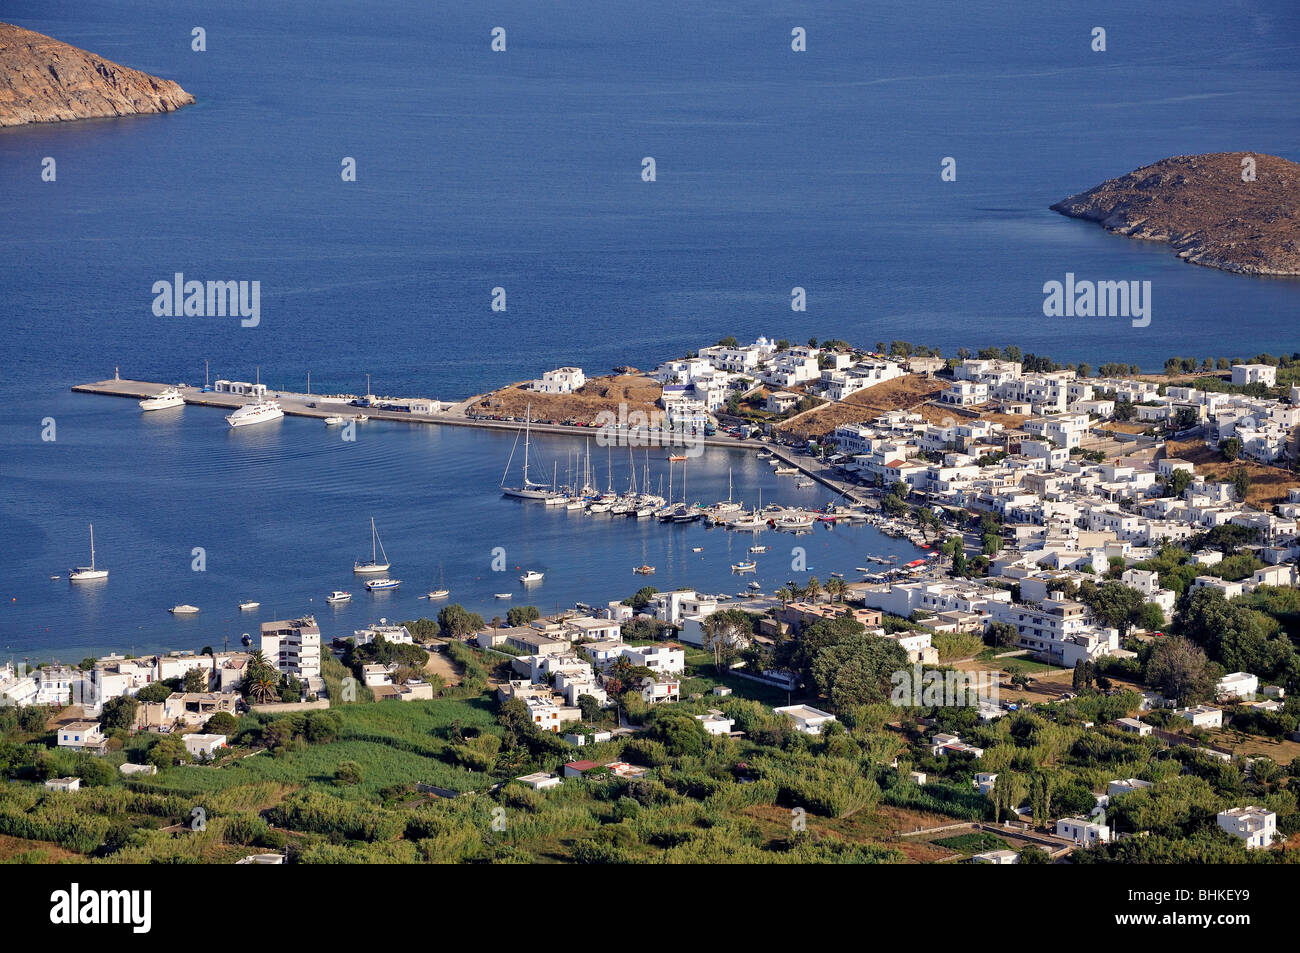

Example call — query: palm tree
[825,577,846,603]
[249,672,278,705]
[803,576,822,604]
[775,586,794,608]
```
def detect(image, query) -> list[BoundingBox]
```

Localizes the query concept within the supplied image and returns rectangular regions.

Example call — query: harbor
[72,373,874,503]
[8,383,926,660]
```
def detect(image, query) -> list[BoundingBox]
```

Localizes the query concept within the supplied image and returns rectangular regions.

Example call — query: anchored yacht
[139,387,185,411]
[68,523,108,581]
[226,398,284,428]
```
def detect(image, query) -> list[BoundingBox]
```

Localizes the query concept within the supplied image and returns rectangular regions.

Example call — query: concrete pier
[71,377,871,503]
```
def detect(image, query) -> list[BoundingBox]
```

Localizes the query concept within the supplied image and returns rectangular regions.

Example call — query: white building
[624,644,685,676]
[973,849,1020,864]
[1231,364,1276,388]
[260,616,322,681]
[1217,806,1276,849]
[1173,705,1223,729]
[774,704,837,735]
[531,366,586,394]
[1217,672,1259,700]
[183,733,228,759]
[1057,817,1111,845]
[57,721,106,753]
[352,620,414,646]
[694,710,735,736]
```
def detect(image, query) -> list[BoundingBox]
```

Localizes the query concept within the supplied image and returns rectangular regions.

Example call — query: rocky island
[0,22,193,128]
[1052,153,1300,276]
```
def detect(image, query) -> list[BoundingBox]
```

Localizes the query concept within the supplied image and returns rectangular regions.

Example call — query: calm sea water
[1,0,1297,657]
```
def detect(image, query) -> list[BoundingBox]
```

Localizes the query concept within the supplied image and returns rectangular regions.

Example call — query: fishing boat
[776,514,815,531]
[501,404,555,501]
[731,561,757,573]
[169,604,200,615]
[520,569,544,583]
[238,600,260,611]
[365,577,401,591]
[327,590,352,603]
[749,545,767,554]
[633,564,656,575]
[353,413,369,422]
[68,524,108,581]
[324,415,345,425]
[354,517,391,574]
[139,386,185,411]
[727,488,768,532]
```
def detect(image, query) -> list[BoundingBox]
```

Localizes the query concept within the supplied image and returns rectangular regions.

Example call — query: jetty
[73,376,875,505]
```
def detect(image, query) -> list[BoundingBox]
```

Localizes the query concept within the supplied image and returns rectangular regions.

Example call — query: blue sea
[1,0,1297,658]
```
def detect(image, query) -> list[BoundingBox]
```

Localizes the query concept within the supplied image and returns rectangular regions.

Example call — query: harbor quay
[70,376,868,502]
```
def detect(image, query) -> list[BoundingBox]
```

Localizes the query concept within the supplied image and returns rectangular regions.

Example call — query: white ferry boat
[226,399,284,428]
[139,386,185,411]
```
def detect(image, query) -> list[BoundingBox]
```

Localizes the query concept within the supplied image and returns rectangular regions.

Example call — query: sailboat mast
[522,404,531,484]
[89,523,95,570]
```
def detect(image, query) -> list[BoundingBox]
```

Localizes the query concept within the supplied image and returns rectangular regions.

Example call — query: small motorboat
[520,570,544,584]
[748,581,762,590]
[169,604,200,615]
[49,574,61,580]
[774,466,798,476]
[353,413,369,422]
[749,545,767,554]
[324,416,345,426]
[633,565,656,575]
[327,590,352,603]
[731,561,757,573]
[365,577,400,591]
[495,592,513,599]
[829,571,844,579]
[691,547,703,553]
[238,600,260,611]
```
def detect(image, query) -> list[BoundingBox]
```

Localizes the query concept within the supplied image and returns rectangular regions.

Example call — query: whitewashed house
[1217,806,1276,849]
